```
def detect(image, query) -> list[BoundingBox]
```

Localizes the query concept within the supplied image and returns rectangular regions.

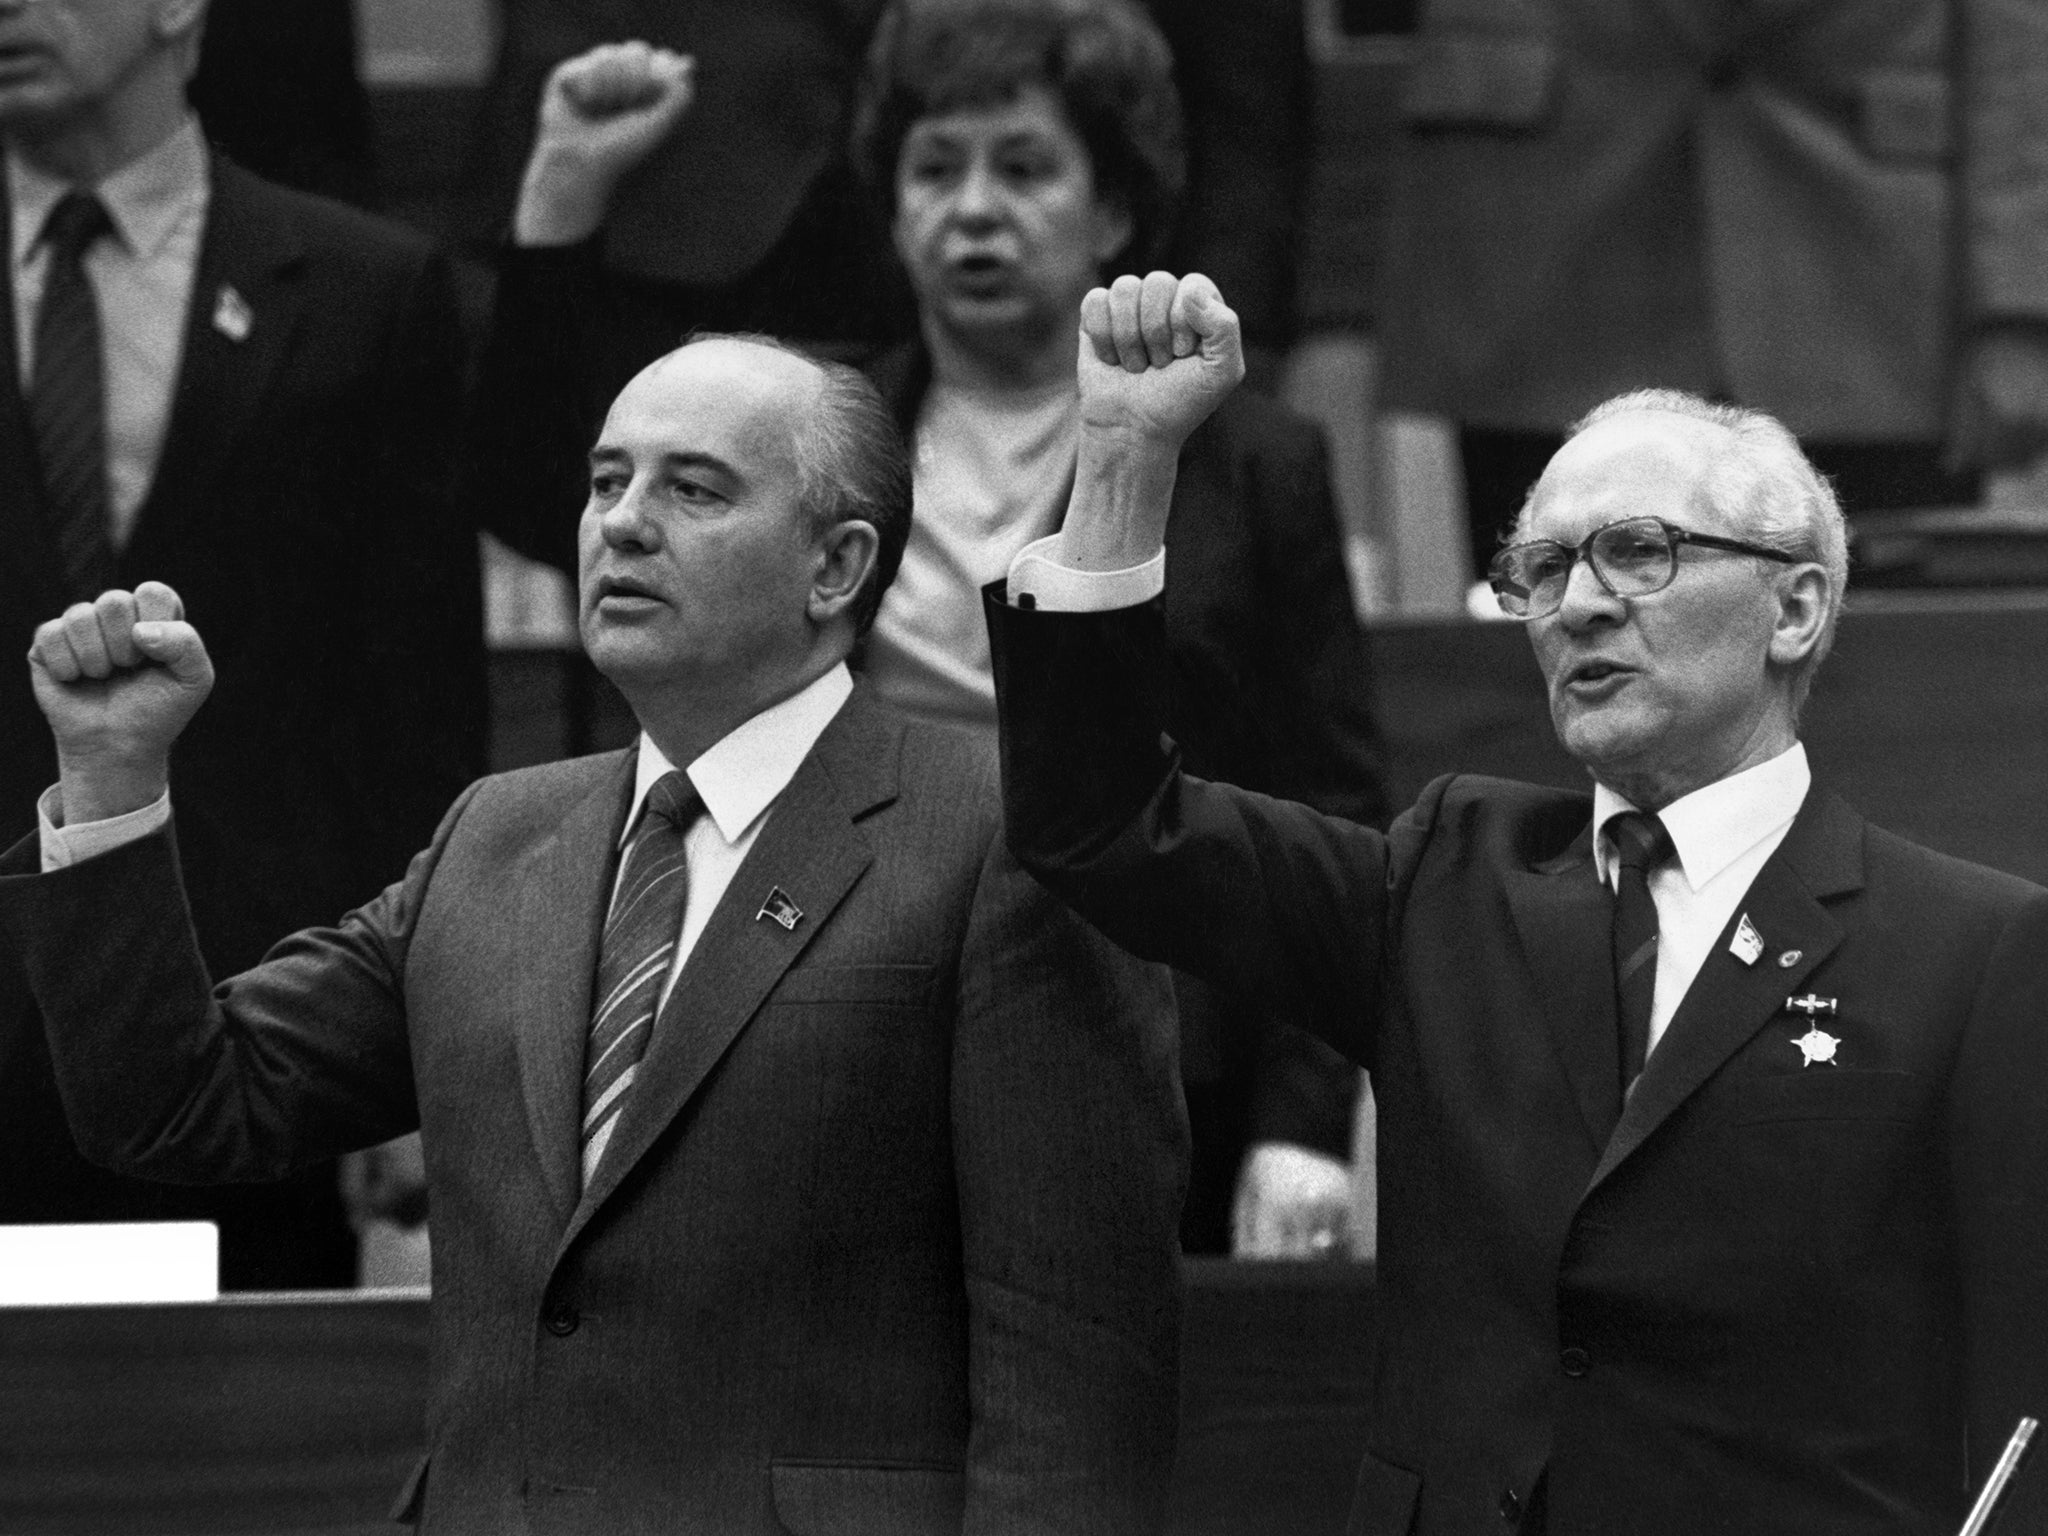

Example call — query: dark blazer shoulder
[1396,772,1594,872]
[453,751,636,846]
[205,154,440,278]
[821,683,1000,829]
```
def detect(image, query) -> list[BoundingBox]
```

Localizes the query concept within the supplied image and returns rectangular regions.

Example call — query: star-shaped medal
[1792,1028,1840,1068]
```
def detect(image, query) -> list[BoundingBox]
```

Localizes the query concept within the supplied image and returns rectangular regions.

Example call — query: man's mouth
[594,574,663,607]
[1566,659,1632,689]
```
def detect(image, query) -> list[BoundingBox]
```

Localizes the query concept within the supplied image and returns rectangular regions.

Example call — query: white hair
[1553,389,1849,707]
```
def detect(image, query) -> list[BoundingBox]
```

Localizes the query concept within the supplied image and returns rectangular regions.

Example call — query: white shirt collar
[624,664,856,846]
[8,116,208,268]
[1592,742,1811,892]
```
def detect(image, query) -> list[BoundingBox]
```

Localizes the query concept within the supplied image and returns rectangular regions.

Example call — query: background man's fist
[516,41,696,246]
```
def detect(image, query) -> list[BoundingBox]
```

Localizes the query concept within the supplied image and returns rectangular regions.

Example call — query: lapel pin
[1776,949,1803,969]
[757,887,802,931]
[1729,913,1764,967]
[1792,1027,1841,1068]
[212,283,253,342]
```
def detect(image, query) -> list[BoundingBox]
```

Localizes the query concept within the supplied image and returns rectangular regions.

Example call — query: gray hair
[680,333,912,636]
[1553,389,1849,706]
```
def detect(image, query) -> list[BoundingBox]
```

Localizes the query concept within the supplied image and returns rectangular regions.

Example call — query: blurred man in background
[0,0,483,1286]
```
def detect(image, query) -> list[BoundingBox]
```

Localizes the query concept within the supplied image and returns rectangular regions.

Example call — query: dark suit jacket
[468,254,1382,1243]
[870,344,1387,1247]
[0,155,484,1284]
[1374,0,2048,439]
[987,595,2048,1536]
[0,687,1185,1535]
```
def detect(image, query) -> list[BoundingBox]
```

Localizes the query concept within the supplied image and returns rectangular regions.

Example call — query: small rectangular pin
[1730,913,1764,967]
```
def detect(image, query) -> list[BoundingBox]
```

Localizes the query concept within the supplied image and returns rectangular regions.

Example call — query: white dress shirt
[1592,743,1811,1056]
[40,665,859,1019]
[8,118,209,548]
[614,663,853,1010]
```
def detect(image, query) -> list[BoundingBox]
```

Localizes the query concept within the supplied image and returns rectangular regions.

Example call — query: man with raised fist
[2,335,1183,1533]
[0,0,483,1288]
[989,270,2048,1535]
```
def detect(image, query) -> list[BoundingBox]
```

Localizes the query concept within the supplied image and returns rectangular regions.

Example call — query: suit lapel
[510,753,637,1223]
[1504,828,1622,1152]
[1583,787,1866,1196]
[560,693,901,1246]
[121,158,303,568]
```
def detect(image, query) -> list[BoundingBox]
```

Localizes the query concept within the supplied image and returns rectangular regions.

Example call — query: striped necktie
[30,190,117,600]
[1608,810,1676,1095]
[582,770,703,1186]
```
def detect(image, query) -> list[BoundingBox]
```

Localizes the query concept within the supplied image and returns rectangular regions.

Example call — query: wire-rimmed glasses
[1488,516,1800,620]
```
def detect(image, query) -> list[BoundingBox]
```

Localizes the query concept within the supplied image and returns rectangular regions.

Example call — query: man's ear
[808,519,882,628]
[1767,561,1832,669]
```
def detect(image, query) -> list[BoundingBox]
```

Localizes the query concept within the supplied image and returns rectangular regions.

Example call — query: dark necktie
[29,190,117,601]
[1608,811,1676,1095]
[581,770,704,1186]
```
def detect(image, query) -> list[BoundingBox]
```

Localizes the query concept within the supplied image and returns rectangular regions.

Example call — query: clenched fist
[1059,273,1244,573]
[516,41,696,247]
[1077,271,1244,448]
[28,583,213,825]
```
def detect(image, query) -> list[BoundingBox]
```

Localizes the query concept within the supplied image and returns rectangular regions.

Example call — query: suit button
[545,1301,580,1337]
[1499,1488,1523,1522]
[1560,1346,1590,1377]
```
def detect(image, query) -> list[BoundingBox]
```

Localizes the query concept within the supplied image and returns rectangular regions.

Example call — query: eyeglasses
[1488,516,1800,620]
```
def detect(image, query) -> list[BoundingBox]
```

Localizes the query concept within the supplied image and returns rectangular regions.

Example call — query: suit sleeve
[987,586,1408,1071]
[950,786,1185,1534]
[349,246,488,885]
[0,789,478,1182]
[1948,887,2048,1524]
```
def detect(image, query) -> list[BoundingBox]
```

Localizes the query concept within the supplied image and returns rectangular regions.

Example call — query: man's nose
[1553,554,1622,628]
[598,483,659,549]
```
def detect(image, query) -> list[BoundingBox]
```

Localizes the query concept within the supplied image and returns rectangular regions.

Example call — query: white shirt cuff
[39,784,172,873]
[1005,533,1165,612]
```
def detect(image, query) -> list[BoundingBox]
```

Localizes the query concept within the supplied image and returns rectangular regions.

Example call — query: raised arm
[466,43,696,571]
[1057,271,1245,572]
[989,275,1396,1067]
[4,586,422,1181]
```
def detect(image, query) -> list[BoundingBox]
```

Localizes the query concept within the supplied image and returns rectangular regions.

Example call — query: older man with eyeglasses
[988,272,2048,1536]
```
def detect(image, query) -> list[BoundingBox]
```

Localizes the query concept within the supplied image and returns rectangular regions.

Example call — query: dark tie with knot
[1608,810,1676,1096]
[582,770,704,1186]
[30,190,118,601]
